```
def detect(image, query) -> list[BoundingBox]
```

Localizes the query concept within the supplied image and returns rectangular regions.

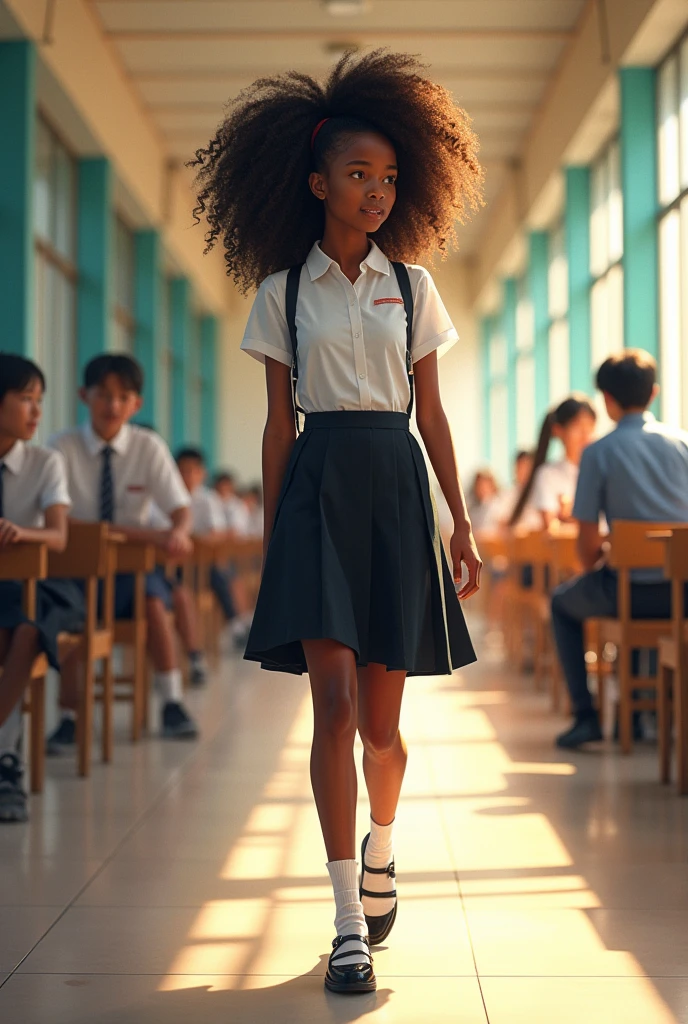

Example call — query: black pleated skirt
[0,579,85,670]
[244,411,476,677]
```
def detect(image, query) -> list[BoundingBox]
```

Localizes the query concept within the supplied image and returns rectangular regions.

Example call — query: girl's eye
[384,175,397,184]
[351,171,365,179]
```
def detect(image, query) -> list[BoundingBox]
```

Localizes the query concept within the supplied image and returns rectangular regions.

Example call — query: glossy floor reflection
[1,621,688,1022]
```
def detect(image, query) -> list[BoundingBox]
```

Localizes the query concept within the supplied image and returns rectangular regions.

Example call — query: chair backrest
[662,527,688,582]
[48,522,112,579]
[0,543,48,619]
[548,534,581,583]
[607,520,683,570]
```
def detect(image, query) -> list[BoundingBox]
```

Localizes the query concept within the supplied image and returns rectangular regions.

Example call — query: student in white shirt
[509,396,597,530]
[213,471,251,536]
[49,354,199,747]
[191,51,482,991]
[0,355,84,823]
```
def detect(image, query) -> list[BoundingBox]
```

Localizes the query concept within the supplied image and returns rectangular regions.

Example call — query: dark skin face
[309,132,398,283]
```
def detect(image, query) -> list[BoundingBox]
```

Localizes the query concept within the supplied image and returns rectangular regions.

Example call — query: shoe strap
[361,886,397,900]
[330,935,373,966]
[363,858,395,877]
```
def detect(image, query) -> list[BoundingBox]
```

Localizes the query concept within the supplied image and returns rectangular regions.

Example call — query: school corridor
[1,619,687,1024]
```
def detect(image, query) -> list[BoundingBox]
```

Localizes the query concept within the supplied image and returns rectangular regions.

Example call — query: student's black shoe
[360,833,398,945]
[0,753,29,823]
[46,716,76,757]
[555,714,603,749]
[324,934,376,994]
[161,701,199,739]
[188,656,208,688]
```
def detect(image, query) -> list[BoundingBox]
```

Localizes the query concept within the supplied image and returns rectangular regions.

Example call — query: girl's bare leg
[357,665,408,826]
[172,586,200,653]
[0,624,40,727]
[302,638,359,861]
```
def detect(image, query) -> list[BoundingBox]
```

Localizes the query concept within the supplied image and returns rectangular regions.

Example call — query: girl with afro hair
[191,49,483,995]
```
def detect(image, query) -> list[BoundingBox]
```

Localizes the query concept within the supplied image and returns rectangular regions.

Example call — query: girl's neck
[320,222,371,285]
[564,451,581,467]
[0,435,18,460]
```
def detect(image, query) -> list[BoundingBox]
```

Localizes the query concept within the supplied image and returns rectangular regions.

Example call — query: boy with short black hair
[0,354,84,821]
[49,353,199,746]
[552,349,688,749]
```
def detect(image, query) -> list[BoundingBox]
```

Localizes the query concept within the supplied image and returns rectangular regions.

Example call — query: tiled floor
[2,621,688,1023]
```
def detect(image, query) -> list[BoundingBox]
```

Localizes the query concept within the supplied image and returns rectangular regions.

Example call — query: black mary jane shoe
[360,832,398,946]
[324,933,376,994]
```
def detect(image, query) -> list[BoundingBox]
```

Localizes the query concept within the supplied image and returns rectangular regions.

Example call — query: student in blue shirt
[552,350,688,749]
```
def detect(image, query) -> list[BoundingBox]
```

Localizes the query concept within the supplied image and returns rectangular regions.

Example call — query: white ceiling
[90,0,588,255]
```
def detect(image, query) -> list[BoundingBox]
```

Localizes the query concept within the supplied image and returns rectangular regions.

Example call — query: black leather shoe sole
[325,933,376,994]
[324,969,377,994]
[360,833,398,945]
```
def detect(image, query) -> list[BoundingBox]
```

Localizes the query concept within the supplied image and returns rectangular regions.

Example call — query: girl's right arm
[261,357,297,562]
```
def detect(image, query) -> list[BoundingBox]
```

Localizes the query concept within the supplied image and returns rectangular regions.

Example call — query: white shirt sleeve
[39,449,72,511]
[530,464,559,514]
[192,490,226,535]
[408,266,459,364]
[240,271,293,368]
[145,434,191,516]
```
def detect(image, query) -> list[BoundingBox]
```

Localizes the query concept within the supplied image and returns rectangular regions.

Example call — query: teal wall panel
[200,316,218,471]
[528,231,550,422]
[480,316,492,463]
[620,67,658,357]
[133,230,161,429]
[170,277,190,452]
[566,167,592,393]
[77,158,112,404]
[502,278,518,458]
[0,41,36,355]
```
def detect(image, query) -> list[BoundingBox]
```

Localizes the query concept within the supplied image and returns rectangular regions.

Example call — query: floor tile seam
[475,973,688,979]
[3,709,232,983]
[9,970,483,979]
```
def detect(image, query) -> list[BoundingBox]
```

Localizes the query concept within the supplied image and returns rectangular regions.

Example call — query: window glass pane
[658,54,680,206]
[53,144,76,260]
[548,225,568,319]
[34,120,51,241]
[157,279,171,440]
[114,219,135,314]
[590,156,609,277]
[680,39,688,191]
[516,292,534,352]
[34,262,76,440]
[489,331,507,378]
[548,319,570,404]
[608,141,624,263]
[515,353,536,449]
[489,381,509,486]
[659,209,682,428]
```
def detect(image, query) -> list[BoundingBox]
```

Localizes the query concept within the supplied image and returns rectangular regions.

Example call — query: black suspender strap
[285,263,306,434]
[390,261,415,419]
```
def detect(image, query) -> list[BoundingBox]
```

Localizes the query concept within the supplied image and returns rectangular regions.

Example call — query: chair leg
[658,662,672,785]
[131,638,143,743]
[101,653,114,763]
[676,658,688,796]
[618,643,633,756]
[29,676,46,794]
[78,655,95,777]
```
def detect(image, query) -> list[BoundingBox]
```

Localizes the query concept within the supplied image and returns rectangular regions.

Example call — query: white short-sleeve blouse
[240,240,458,414]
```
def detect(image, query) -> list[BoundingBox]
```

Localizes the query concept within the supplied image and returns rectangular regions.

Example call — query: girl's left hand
[0,519,24,548]
[450,525,482,600]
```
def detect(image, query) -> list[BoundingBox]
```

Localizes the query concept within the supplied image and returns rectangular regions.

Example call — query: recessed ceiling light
[322,0,369,16]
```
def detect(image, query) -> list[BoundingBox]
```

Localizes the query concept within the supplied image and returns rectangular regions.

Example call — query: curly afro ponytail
[189,49,483,293]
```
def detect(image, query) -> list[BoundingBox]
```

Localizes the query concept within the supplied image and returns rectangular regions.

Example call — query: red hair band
[311,117,330,150]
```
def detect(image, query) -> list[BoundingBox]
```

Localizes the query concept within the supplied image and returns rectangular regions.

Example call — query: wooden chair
[595,520,679,755]
[194,537,222,660]
[505,530,549,677]
[0,543,49,792]
[654,527,688,794]
[110,541,156,740]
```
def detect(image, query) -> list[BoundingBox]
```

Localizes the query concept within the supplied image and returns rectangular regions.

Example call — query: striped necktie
[0,463,5,519]
[100,446,115,522]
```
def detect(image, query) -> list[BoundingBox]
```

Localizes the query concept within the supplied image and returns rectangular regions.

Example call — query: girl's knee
[314,682,357,741]
[359,720,400,760]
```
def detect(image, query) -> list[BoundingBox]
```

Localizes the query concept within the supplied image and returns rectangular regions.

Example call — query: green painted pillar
[481,316,492,463]
[529,232,550,422]
[77,158,113,404]
[133,230,161,429]
[502,278,518,458]
[620,68,658,356]
[565,166,592,394]
[200,316,218,470]
[0,41,36,355]
[170,277,190,451]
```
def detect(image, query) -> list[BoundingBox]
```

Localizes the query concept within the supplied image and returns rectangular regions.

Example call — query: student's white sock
[59,708,76,721]
[361,816,396,918]
[0,702,23,757]
[327,859,369,966]
[155,669,183,703]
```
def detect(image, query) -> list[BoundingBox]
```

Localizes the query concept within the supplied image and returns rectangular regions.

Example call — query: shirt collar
[305,239,391,282]
[81,421,132,456]
[616,411,655,430]
[1,440,25,475]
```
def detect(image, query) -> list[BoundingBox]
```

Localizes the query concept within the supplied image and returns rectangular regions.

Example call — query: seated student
[48,353,199,748]
[510,396,597,531]
[176,449,254,645]
[0,354,84,823]
[213,471,250,537]
[551,350,688,749]
[496,450,541,531]
[466,469,502,533]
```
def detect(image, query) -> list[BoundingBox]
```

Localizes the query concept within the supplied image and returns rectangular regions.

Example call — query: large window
[548,223,569,405]
[657,35,688,429]
[589,139,624,378]
[487,323,509,485]
[34,118,78,440]
[157,278,172,440]
[515,276,536,449]
[112,218,136,353]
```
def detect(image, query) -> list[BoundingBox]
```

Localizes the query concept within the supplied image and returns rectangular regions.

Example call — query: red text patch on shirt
[374,297,404,306]
[127,485,145,493]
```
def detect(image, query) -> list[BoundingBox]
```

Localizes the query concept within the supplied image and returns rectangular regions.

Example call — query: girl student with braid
[191,50,483,995]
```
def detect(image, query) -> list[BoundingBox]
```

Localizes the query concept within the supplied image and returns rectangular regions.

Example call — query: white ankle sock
[155,669,183,703]
[361,816,396,918]
[327,859,369,966]
[0,701,22,756]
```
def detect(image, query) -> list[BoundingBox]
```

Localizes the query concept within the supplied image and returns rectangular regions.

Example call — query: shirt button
[359,373,366,379]
[354,332,360,338]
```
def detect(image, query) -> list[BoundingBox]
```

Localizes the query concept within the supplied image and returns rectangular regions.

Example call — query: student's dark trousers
[550,567,685,717]
[210,566,236,621]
